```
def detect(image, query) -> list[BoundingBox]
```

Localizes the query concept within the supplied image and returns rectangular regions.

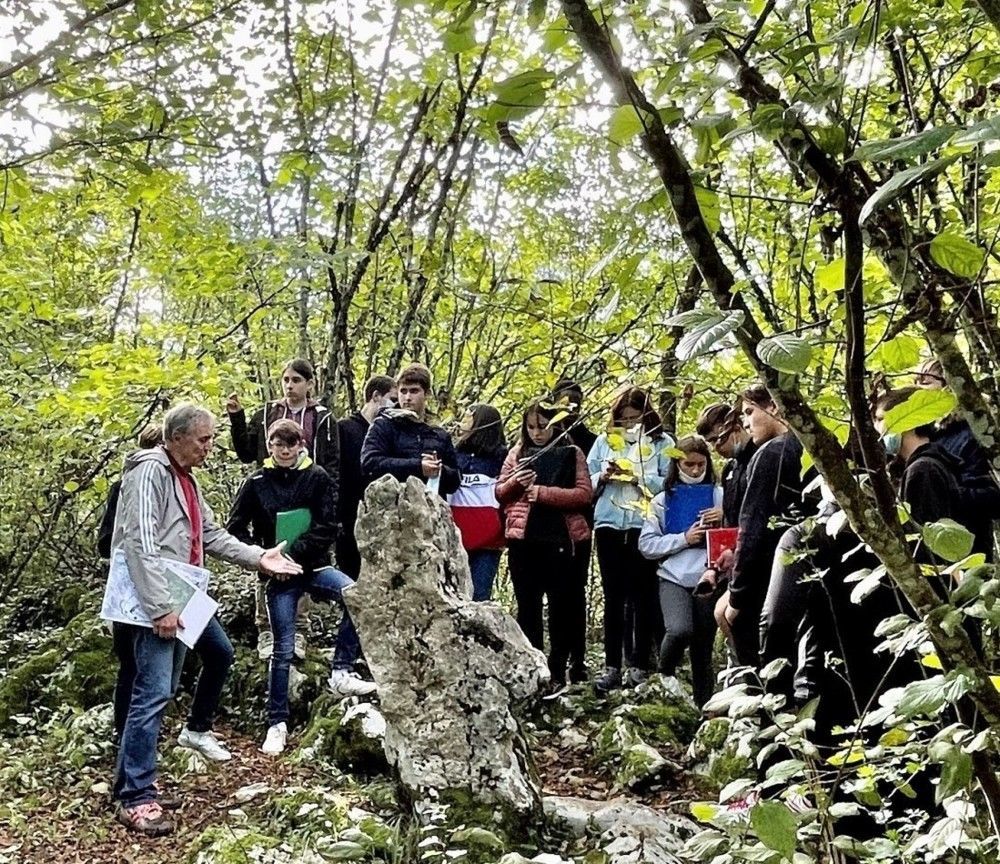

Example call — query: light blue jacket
[587,431,675,531]
[638,485,724,588]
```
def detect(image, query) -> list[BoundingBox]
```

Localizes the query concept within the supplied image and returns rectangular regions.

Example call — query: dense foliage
[5,0,1000,859]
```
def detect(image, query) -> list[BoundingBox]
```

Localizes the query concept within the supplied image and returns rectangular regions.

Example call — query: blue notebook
[663,485,716,534]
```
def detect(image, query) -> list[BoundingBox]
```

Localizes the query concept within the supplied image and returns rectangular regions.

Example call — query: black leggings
[595,527,662,671]
[508,539,581,679]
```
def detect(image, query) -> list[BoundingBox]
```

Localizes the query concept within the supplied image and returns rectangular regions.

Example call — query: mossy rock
[0,612,114,729]
[433,787,542,846]
[185,825,282,864]
[626,700,701,747]
[295,693,389,778]
[262,785,352,836]
[687,717,753,792]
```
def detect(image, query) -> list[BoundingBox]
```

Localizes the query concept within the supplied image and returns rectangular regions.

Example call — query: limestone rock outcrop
[344,475,549,817]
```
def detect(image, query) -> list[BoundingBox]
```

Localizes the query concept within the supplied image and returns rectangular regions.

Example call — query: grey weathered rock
[543,796,695,864]
[344,475,550,817]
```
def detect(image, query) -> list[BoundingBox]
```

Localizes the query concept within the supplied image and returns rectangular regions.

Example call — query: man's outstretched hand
[259,541,303,580]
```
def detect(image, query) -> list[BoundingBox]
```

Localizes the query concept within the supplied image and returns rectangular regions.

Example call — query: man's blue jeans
[113,617,234,804]
[266,566,361,725]
[113,625,185,806]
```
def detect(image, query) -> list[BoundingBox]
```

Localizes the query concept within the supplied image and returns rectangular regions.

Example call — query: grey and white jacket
[110,447,264,620]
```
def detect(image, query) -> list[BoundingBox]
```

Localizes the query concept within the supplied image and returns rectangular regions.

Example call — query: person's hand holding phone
[699,506,722,527]
[421,452,442,478]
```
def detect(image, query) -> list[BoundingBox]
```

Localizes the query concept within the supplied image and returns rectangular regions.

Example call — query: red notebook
[706,527,739,567]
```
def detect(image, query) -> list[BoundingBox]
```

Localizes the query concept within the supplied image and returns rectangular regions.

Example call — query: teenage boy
[696,401,757,529]
[361,363,460,495]
[226,358,339,660]
[714,385,804,668]
[550,377,598,682]
[227,419,376,756]
[337,375,397,578]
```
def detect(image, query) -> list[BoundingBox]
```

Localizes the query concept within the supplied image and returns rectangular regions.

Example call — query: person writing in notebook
[227,419,375,758]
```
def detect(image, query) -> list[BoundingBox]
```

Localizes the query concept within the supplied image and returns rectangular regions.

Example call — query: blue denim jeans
[113,624,186,806]
[266,566,361,725]
[112,616,234,743]
[468,549,502,601]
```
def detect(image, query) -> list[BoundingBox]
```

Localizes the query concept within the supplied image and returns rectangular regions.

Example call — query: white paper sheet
[101,549,217,646]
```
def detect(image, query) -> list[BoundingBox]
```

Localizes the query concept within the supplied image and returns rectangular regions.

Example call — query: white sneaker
[328,669,377,698]
[261,722,287,755]
[293,632,306,660]
[177,728,232,762]
[257,630,273,661]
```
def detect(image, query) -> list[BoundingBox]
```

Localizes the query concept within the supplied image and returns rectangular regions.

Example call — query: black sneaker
[594,666,622,694]
[542,677,569,701]
[569,663,589,684]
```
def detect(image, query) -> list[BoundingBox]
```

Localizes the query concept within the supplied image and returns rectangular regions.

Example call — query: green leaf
[442,14,477,53]
[814,258,844,293]
[757,334,812,373]
[667,310,745,361]
[951,115,1000,148]
[871,335,921,372]
[608,104,655,145]
[882,389,956,434]
[527,0,547,28]
[850,126,958,163]
[859,156,958,225]
[897,674,971,718]
[937,748,973,802]
[694,186,721,233]
[690,801,719,822]
[750,800,797,861]
[929,232,985,279]
[922,518,975,562]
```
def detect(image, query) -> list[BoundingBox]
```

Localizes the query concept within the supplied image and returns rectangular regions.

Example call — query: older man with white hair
[110,404,301,837]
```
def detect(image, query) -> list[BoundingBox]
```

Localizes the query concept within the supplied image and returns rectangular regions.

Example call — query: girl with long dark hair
[496,402,592,693]
[587,387,674,694]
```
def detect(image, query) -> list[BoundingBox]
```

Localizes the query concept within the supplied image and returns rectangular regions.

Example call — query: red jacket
[496,444,592,543]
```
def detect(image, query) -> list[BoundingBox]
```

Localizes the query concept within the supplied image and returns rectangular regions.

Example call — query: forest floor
[0,679,702,864]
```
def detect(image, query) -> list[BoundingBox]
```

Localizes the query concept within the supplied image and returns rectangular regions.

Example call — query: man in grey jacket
[111,404,301,837]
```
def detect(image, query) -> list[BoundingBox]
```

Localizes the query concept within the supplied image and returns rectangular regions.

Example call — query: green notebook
[276,508,312,547]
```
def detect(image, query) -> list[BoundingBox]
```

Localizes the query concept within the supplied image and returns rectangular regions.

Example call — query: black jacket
[728,433,804,611]
[230,400,340,518]
[901,442,962,529]
[337,412,371,532]
[721,439,758,528]
[566,422,598,461]
[360,411,460,495]
[226,459,336,573]
[935,420,1000,557]
[97,480,122,559]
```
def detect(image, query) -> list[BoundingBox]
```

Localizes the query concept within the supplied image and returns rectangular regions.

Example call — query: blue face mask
[882,431,902,457]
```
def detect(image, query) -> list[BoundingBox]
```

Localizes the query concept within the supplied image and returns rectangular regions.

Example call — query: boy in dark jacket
[336,375,397,578]
[715,385,804,668]
[227,420,374,756]
[226,358,340,659]
[360,363,460,495]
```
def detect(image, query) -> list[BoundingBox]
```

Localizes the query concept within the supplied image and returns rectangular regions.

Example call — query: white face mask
[624,426,641,444]
[678,468,704,485]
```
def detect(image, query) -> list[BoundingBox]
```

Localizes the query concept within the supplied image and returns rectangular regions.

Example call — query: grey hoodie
[110,447,264,619]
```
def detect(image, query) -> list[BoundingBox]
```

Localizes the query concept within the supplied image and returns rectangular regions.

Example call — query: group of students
[102,353,1000,836]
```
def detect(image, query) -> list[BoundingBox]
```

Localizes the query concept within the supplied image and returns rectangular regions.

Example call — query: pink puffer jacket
[495,444,592,543]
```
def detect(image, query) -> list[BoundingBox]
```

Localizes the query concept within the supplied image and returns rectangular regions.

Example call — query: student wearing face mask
[587,387,674,694]
[874,387,964,555]
[638,436,723,707]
